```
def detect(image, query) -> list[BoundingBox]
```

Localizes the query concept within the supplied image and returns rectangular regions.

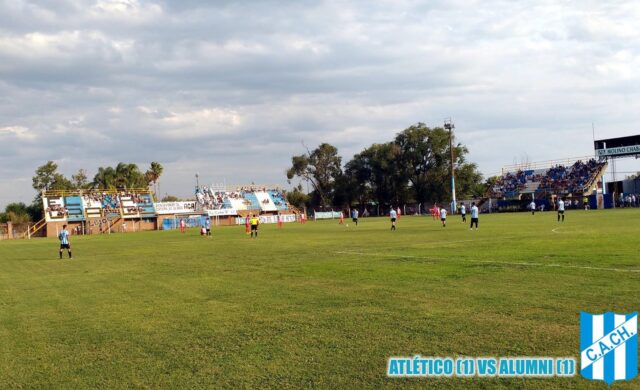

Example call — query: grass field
[1,209,639,389]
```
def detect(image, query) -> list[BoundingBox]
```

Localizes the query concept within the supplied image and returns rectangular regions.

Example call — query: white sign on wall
[155,201,197,214]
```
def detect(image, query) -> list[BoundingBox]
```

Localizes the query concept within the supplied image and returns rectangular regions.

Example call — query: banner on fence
[234,214,297,225]
[314,211,342,219]
[207,208,238,217]
[155,201,197,215]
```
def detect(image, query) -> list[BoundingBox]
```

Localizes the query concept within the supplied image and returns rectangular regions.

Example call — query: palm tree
[145,162,164,197]
[92,166,117,189]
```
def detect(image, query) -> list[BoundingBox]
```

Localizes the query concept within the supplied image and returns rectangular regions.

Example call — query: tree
[394,123,483,204]
[92,166,117,188]
[32,161,73,193]
[285,185,310,209]
[286,143,342,207]
[71,169,89,189]
[114,163,147,188]
[2,203,31,223]
[145,161,164,197]
[92,163,148,189]
[161,195,180,202]
[346,143,405,207]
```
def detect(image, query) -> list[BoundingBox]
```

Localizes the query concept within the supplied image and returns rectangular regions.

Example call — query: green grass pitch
[1,209,639,389]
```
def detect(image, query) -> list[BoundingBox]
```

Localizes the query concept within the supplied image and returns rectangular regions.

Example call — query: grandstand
[23,185,298,239]
[491,157,607,199]
[34,189,159,238]
[194,185,297,216]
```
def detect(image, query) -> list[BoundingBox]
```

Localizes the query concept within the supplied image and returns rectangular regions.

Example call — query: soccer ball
[346,224,349,227]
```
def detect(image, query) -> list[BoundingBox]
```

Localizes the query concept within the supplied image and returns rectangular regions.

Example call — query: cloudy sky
[1,0,639,207]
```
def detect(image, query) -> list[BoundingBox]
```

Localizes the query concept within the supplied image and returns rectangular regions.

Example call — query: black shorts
[441,218,446,222]
[352,218,358,222]
[558,210,564,214]
[60,244,70,249]
[391,218,396,223]
[471,218,478,223]
[251,225,258,231]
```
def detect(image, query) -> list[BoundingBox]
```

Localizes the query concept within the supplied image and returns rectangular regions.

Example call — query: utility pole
[444,118,457,213]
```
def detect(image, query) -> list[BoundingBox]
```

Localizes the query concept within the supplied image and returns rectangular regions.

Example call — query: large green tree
[71,169,89,189]
[92,163,149,189]
[394,123,483,204]
[286,143,342,207]
[32,161,73,193]
[285,185,311,209]
[345,143,407,207]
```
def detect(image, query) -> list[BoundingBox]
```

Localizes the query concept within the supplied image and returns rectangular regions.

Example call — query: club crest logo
[580,312,638,384]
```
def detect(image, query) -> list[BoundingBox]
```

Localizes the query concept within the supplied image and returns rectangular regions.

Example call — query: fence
[0,223,33,240]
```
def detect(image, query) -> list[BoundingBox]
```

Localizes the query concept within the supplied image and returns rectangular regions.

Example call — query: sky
[1,0,639,207]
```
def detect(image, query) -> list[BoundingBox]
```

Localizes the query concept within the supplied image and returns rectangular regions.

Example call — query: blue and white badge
[580,312,638,385]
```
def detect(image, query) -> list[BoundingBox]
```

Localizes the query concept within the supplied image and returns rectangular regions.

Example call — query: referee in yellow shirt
[250,214,260,238]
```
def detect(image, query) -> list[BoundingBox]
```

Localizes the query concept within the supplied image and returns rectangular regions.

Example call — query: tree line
[286,123,487,209]
[0,161,164,224]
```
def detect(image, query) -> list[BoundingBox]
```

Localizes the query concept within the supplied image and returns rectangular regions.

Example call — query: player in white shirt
[530,200,536,215]
[470,202,479,230]
[557,197,565,222]
[460,203,466,222]
[440,207,447,227]
[389,207,397,231]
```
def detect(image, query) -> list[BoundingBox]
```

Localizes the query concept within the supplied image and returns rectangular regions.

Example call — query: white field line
[410,235,522,247]
[334,251,640,274]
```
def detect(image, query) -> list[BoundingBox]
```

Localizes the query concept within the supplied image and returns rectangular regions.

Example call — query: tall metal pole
[445,119,457,213]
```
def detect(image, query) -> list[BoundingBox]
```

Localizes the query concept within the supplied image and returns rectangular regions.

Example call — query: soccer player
[530,199,536,215]
[557,197,565,222]
[460,203,466,222]
[205,217,211,236]
[389,207,397,231]
[58,224,72,259]
[431,204,439,220]
[180,218,186,233]
[440,207,447,227]
[352,209,359,226]
[245,214,251,234]
[470,202,479,230]
[250,214,259,238]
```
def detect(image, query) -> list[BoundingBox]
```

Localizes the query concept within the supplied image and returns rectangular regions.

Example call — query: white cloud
[0,125,35,140]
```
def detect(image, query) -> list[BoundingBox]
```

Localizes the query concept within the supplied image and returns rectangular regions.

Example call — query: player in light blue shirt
[205,217,211,236]
[389,207,397,231]
[470,203,479,230]
[58,224,72,259]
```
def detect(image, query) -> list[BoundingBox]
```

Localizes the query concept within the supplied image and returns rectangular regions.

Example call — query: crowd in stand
[270,191,287,207]
[46,204,67,218]
[494,159,605,197]
[195,186,289,210]
[538,159,604,194]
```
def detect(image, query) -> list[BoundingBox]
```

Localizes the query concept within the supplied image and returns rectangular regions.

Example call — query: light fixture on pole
[444,118,457,213]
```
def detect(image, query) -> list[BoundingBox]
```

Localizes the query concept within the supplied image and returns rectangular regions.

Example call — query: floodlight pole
[195,173,200,191]
[445,119,457,213]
